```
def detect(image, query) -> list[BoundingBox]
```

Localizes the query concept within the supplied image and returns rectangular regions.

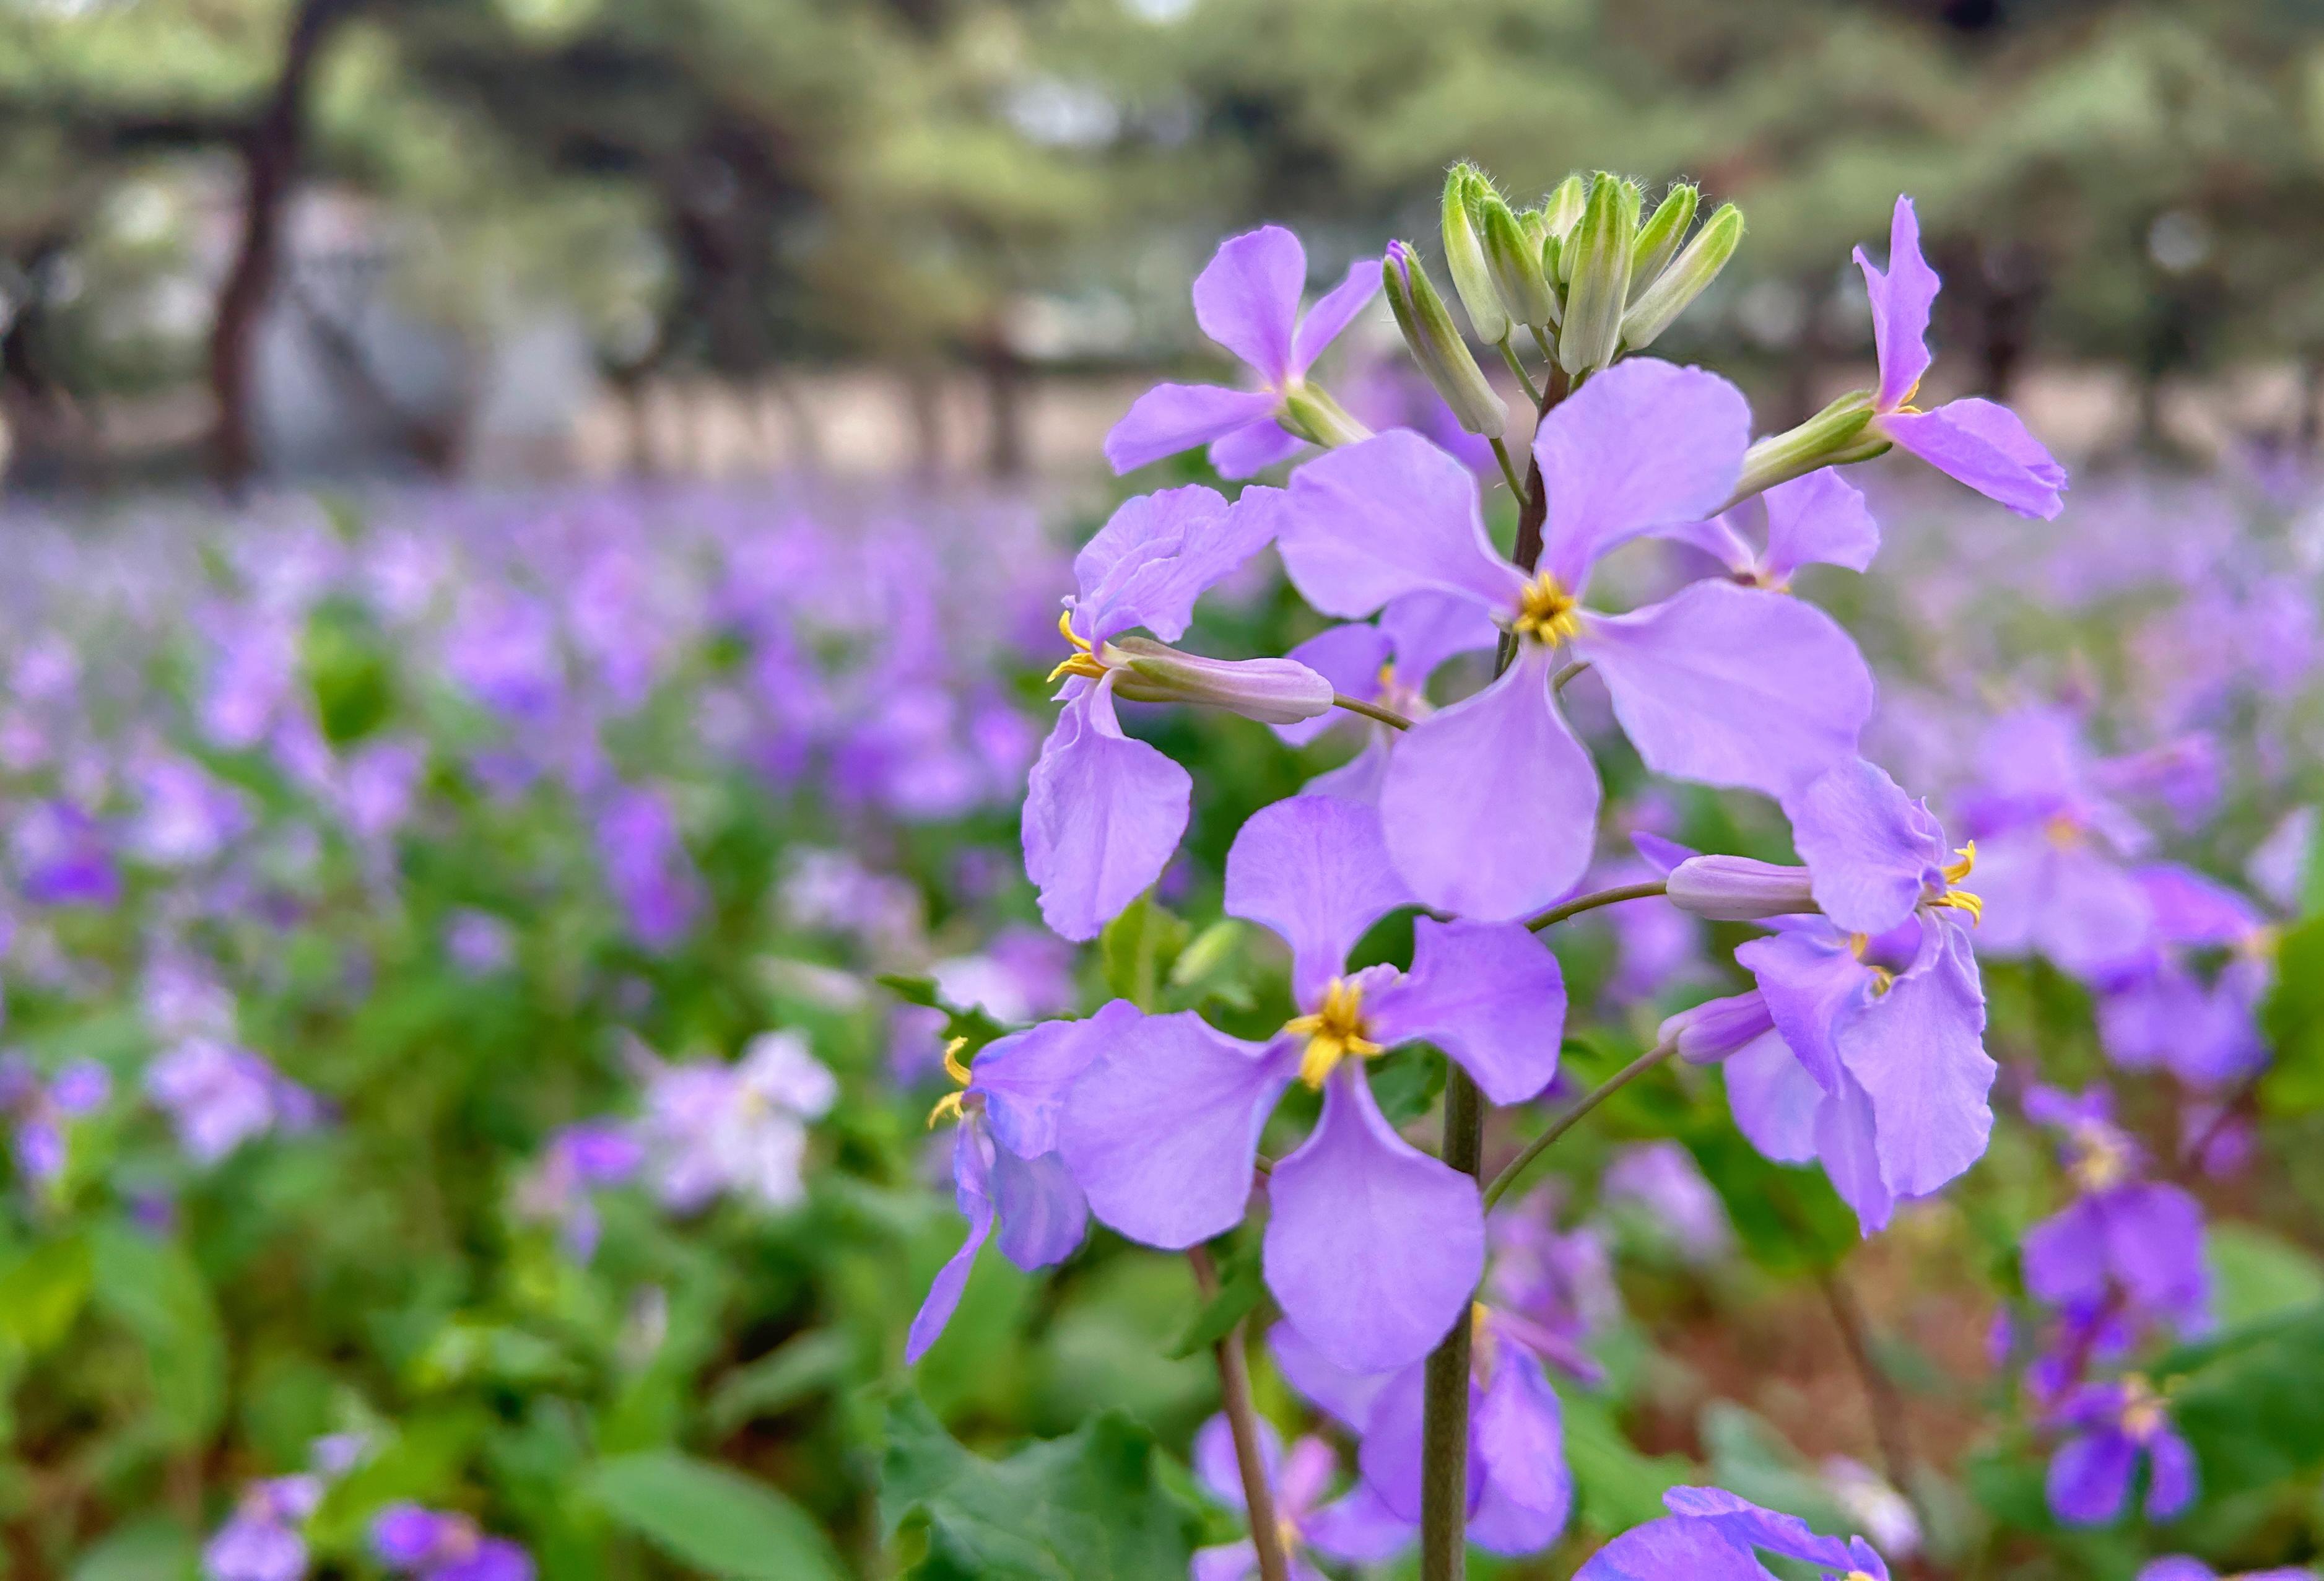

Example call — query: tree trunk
[206,0,362,486]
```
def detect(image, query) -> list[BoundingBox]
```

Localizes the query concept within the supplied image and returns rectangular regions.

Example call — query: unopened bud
[1731,389,1879,504]
[1556,173,1636,375]
[1666,854,1821,921]
[1440,164,1508,344]
[1632,183,1699,289]
[1279,386,1372,450]
[1658,991,1775,1066]
[1108,638,1334,725]
[1383,242,1509,438]
[1481,193,1557,330]
[1541,174,1587,247]
[1620,201,1743,352]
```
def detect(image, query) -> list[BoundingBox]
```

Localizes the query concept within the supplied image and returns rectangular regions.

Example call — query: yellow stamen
[2118,1374,2165,1440]
[1046,609,1110,682]
[926,1091,964,1128]
[1283,977,1383,1088]
[1469,1300,1497,1385]
[2069,1122,2130,1193]
[1510,572,1583,647]
[1057,608,1092,652]
[941,1036,972,1086]
[1942,841,1976,884]
[927,1037,975,1128]
[1847,932,1895,995]
[2043,812,2082,849]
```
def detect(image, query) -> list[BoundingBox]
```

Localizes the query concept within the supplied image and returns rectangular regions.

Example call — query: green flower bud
[1541,173,1587,243]
[1383,241,1508,439]
[1730,389,1879,503]
[1620,201,1743,351]
[1557,172,1635,376]
[1440,164,1508,344]
[1632,183,1699,289]
[1481,192,1557,330]
[1279,385,1371,450]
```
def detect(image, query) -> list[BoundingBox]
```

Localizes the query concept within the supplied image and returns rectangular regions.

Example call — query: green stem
[1525,879,1665,932]
[1419,1067,1483,1580]
[1333,692,1413,731]
[1487,436,1528,502]
[1481,1039,1678,1210]
[1189,1245,1293,1581]
[1496,340,1543,409]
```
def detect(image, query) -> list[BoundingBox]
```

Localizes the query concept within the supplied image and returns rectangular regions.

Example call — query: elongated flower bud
[1731,388,1880,503]
[1541,173,1587,245]
[1658,990,1775,1065]
[1631,183,1699,289]
[1665,855,1820,920]
[1481,193,1557,329]
[1279,386,1372,450]
[1557,173,1636,375]
[1620,201,1743,351]
[1107,637,1334,725]
[1383,242,1508,438]
[1441,164,1508,344]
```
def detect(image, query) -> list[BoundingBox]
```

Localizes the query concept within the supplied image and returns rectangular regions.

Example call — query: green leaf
[874,975,1010,1055]
[89,1222,227,1445]
[2263,916,2324,1115]
[880,1394,1198,1580]
[0,1233,92,1353]
[2169,1302,2324,1499]
[588,1450,846,1581]
[68,1517,199,1581]
[1563,1393,1689,1535]
[1101,897,1187,1011]
[1164,1246,1264,1361]
[2209,1224,2324,1329]
[707,1330,856,1433]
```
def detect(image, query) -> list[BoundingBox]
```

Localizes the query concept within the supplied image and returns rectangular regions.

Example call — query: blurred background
[6,0,2324,489]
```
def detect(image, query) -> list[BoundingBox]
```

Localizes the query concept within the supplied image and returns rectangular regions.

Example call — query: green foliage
[586,1450,848,1581]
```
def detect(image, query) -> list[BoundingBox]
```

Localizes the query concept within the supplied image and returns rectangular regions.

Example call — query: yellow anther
[1943,842,1977,884]
[2043,812,2082,849]
[1510,572,1583,647]
[928,1037,975,1127]
[1846,933,1896,995]
[1284,977,1382,1088]
[2243,923,2281,963]
[1046,609,1110,682]
[2118,1374,2165,1440]
[2068,1122,2130,1193]
[1057,608,1092,651]
[926,1091,965,1128]
[1927,842,1983,923]
[1469,1300,1499,1384]
[941,1037,972,1086]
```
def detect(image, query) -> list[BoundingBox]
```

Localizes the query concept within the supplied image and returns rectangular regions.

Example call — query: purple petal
[371,1507,449,1567]
[2047,1426,2136,1526]
[1277,431,1525,619]
[1224,795,1416,1006]
[1193,225,1307,383]
[1104,384,1280,475]
[1191,1543,1260,1581]
[907,1125,996,1362]
[1269,1320,1396,1435]
[1061,1011,1293,1248]
[1760,468,1881,581]
[1534,359,1752,591]
[1837,920,1994,1200]
[1022,679,1192,941]
[2137,1561,2217,1581]
[2135,863,2265,949]
[2143,1425,2198,1521]
[2039,844,2159,980]
[1378,645,1599,921]
[1660,1486,1859,1569]
[1307,733,1392,803]
[1471,1346,1570,1540]
[1210,417,1307,479]
[1724,1029,1822,1164]
[1289,260,1382,377]
[1365,918,1567,1104]
[1194,1411,1281,1509]
[1785,757,1948,935]
[1856,195,1940,412]
[1577,581,1872,799]
[1816,1068,1895,1234]
[1379,590,1500,687]
[1575,1518,1772,1581]
[972,1002,1139,1159]
[1264,1068,1484,1373]
[1301,1481,1415,1564]
[1074,484,1276,645]
[990,1146,1088,1271]
[1275,623,1394,747]
[1352,1361,1433,1521]
[1734,923,1871,1092]
[2101,1183,2209,1331]
[1881,398,2067,520]
[2022,1198,2110,1312]
[1656,512,1758,576]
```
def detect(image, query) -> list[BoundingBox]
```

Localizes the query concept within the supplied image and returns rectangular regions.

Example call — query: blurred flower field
[4,429,2324,1580]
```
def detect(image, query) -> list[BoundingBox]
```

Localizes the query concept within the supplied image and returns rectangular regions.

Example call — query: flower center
[2068,1121,2130,1193]
[1926,840,1983,925]
[2118,1374,2165,1441]
[2042,812,2082,850]
[1846,933,1896,996]
[1510,572,1583,646]
[1047,608,1110,683]
[1283,977,1382,1088]
[926,1038,979,1127]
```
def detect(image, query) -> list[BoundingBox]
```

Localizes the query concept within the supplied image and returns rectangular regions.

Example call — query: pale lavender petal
[1578,581,1871,798]
[1279,1438,1339,1520]
[1662,990,1775,1066]
[1856,195,1940,412]
[1277,431,1526,619]
[1817,1069,1895,1234]
[1534,359,1751,591]
[1961,827,2050,957]
[2039,843,2157,980]
[1210,417,1307,479]
[2022,1198,2110,1312]
[1785,757,1948,936]
[1365,918,1567,1104]
[990,1146,1088,1271]
[2047,1427,2136,1526]
[1022,679,1192,941]
[972,1001,1141,1159]
[1471,1347,1570,1538]
[1724,1029,1822,1164]
[1061,1011,1294,1248]
[1882,398,2067,520]
[1264,1068,1484,1373]
[1307,734,1391,803]
[1224,795,1415,1006]
[2136,863,2265,949]
[1077,484,1277,644]
[1378,644,1598,921]
[1193,225,1306,383]
[1194,1411,1281,1508]
[1302,1482,1415,1564]
[1104,385,1280,475]
[1653,512,1757,575]
[1379,590,1499,686]
[1289,260,1381,377]
[1352,1361,1432,1521]
[907,1126,995,1362]
[1270,1319,1395,1434]
[1576,1518,1772,1581]
[2144,1427,2198,1521]
[2137,1560,2216,1581]
[1734,925,1867,1093]
[1839,920,1994,1200]
[1192,1542,1260,1581]
[1760,468,1881,581]
[1468,1474,1568,1557]
[2102,1183,2209,1330]
[1275,624,1394,747]
[1661,1486,1858,1569]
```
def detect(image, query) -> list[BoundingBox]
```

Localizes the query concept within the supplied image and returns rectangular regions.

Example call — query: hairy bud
[1557,173,1637,375]
[1631,183,1699,289]
[1620,201,1743,352]
[1481,192,1558,329]
[1440,164,1508,345]
[1383,242,1509,438]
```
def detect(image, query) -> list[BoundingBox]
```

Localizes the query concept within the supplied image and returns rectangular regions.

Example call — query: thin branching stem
[1497,341,1543,409]
[1525,879,1666,932]
[1188,1245,1292,1581]
[1333,693,1412,731]
[1488,436,1528,502]
[1481,1039,1679,1210]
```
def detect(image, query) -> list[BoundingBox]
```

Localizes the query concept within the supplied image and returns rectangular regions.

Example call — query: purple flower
[1483,1190,1621,1383]
[2019,1086,2209,1337]
[2045,1375,2196,1527]
[1063,795,1566,1372]
[906,1006,1133,1362]
[1276,362,1873,919]
[1857,196,2068,518]
[1577,1485,1889,1581]
[2094,865,2270,1086]
[1024,484,1321,939]
[1601,1141,1734,1265]
[1715,760,1993,1234]
[594,785,703,951]
[369,1505,533,1581]
[1188,1413,1411,1581]
[635,1033,835,1214]
[516,1122,643,1260]
[14,801,120,908]
[1105,225,1376,477]
[2139,1560,2317,1581]
[1274,591,1499,803]
[6,1056,109,1185]
[203,1476,321,1581]
[128,755,249,868]
[146,1039,318,1165]
[1660,468,1882,590]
